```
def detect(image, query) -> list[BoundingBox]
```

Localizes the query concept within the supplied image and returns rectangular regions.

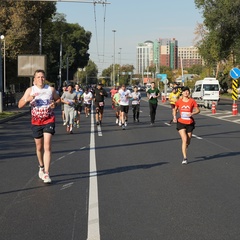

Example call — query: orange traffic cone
[211,102,216,114]
[161,95,166,103]
[232,103,238,115]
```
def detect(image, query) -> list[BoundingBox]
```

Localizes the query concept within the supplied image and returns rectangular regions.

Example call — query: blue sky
[56,0,203,73]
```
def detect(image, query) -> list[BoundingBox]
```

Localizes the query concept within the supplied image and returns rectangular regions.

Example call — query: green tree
[0,2,92,90]
[0,1,56,88]
[75,60,98,86]
[58,23,91,83]
[194,0,240,80]
[119,64,134,86]
[186,64,204,75]
[101,66,113,86]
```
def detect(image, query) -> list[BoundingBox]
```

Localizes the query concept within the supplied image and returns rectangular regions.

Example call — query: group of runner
[18,70,201,185]
[110,82,201,165]
[60,82,108,133]
[111,84,142,130]
[97,82,201,166]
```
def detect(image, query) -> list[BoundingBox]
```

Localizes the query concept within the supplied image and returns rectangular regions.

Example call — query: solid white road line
[97,125,102,136]
[87,106,100,240]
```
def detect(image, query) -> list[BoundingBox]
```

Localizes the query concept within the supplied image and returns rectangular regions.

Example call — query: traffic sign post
[232,79,238,101]
[230,68,240,115]
[231,79,238,115]
[230,67,240,79]
[157,74,167,81]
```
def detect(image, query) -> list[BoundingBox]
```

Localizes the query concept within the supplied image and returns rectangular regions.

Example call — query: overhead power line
[14,0,110,3]
[93,1,108,71]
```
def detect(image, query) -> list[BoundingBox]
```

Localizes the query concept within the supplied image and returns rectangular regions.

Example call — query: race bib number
[181,112,190,120]
[132,100,139,105]
[99,102,104,106]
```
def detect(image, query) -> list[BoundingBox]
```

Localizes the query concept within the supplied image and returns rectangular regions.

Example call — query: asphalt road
[1,94,240,240]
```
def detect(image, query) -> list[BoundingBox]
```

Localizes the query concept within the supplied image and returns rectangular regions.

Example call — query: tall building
[136,41,154,75]
[158,38,178,70]
[136,39,202,75]
[178,46,202,69]
[136,38,178,74]
[153,40,160,72]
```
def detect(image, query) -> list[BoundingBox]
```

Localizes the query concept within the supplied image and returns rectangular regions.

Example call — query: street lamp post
[112,30,116,86]
[119,47,122,65]
[59,31,68,89]
[59,34,63,89]
[66,54,69,84]
[0,35,6,93]
[118,48,122,86]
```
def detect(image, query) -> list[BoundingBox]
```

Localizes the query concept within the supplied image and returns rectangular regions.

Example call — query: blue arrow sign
[156,74,167,81]
[230,67,240,79]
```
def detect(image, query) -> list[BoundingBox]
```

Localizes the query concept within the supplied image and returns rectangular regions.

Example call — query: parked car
[137,85,145,91]
[126,86,133,91]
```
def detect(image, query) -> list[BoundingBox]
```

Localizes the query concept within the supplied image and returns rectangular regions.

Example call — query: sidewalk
[0,105,30,124]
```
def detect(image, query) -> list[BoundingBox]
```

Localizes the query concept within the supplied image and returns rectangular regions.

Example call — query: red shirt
[110,89,118,98]
[175,98,198,124]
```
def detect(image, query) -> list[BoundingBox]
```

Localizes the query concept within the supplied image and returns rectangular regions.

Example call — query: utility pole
[39,19,42,55]
[59,31,68,89]
[119,47,122,65]
[59,34,63,88]
[66,54,69,84]
[112,30,116,86]
[0,39,3,112]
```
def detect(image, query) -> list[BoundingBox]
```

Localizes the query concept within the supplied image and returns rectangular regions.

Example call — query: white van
[191,77,220,108]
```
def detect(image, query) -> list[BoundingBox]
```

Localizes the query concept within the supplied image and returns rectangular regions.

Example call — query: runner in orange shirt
[173,86,200,165]
[110,85,118,109]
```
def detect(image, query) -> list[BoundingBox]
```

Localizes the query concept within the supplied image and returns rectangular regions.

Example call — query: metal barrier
[3,92,17,108]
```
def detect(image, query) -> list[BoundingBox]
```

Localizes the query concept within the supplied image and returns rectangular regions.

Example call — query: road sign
[232,79,238,100]
[157,74,167,81]
[230,67,240,79]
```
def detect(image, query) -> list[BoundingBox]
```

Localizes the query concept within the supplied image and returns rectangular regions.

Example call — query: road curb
[0,110,29,124]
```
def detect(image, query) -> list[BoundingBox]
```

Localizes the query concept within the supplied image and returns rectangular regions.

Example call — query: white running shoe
[124,121,127,127]
[116,118,119,124]
[182,159,188,165]
[42,173,52,183]
[118,120,122,127]
[38,167,44,180]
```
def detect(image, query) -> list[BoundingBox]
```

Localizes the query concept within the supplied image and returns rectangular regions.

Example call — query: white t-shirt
[118,89,132,106]
[83,92,93,104]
